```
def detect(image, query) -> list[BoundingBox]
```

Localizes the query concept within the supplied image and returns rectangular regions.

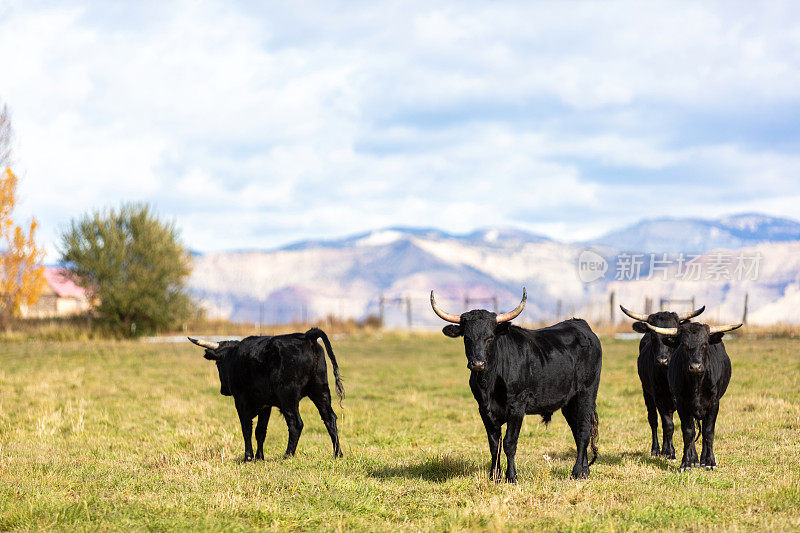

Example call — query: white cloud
[0,0,799,257]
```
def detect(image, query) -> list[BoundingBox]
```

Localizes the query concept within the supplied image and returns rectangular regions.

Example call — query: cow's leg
[659,409,676,460]
[676,406,699,471]
[281,400,304,459]
[234,398,254,462]
[643,392,659,456]
[310,389,342,458]
[254,406,271,460]
[502,413,524,483]
[700,403,719,470]
[478,408,502,482]
[562,394,592,479]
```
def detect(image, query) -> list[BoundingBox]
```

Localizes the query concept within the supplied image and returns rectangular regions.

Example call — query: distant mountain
[190,227,579,327]
[589,213,800,253]
[279,226,551,252]
[187,213,800,326]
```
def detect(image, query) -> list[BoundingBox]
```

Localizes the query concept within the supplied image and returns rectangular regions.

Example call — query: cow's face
[633,311,680,367]
[443,310,511,372]
[663,322,725,375]
[200,341,238,396]
[433,289,526,372]
[213,360,232,396]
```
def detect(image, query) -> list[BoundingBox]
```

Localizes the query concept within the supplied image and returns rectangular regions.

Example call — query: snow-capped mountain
[190,227,583,326]
[591,213,800,253]
[188,214,800,326]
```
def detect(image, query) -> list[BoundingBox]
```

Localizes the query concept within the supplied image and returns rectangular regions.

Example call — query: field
[1,334,799,531]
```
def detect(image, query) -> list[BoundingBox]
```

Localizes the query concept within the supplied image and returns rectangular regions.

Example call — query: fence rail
[198,291,751,330]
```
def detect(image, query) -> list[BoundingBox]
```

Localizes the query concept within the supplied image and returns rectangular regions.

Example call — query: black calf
[189,328,344,460]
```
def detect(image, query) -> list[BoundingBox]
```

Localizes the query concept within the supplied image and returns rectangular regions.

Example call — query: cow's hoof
[243,455,254,463]
[678,464,693,472]
[254,452,264,461]
[703,464,715,471]
[505,472,518,484]
[570,468,590,480]
[334,451,343,459]
[650,450,660,457]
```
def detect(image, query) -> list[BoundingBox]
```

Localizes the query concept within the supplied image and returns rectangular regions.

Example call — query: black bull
[619,304,706,459]
[432,289,602,481]
[189,328,344,461]
[643,320,740,471]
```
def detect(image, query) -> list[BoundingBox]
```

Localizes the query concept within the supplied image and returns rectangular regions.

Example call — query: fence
[198,290,752,330]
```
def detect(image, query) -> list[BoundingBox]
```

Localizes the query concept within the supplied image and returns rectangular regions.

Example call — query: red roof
[44,267,88,299]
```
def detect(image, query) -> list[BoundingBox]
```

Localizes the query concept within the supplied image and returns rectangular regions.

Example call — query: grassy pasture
[0,334,798,531]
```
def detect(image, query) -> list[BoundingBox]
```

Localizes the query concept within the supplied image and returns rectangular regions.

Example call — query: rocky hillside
[188,214,800,326]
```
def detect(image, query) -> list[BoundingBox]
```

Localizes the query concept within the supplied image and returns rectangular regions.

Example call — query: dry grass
[0,333,798,530]
[174,315,382,337]
[1,315,383,343]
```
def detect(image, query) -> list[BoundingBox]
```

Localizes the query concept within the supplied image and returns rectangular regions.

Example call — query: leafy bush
[59,203,194,336]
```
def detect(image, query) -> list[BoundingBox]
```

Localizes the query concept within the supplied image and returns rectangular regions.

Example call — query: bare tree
[0,104,11,168]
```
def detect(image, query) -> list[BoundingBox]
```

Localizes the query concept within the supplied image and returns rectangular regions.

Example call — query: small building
[20,267,92,318]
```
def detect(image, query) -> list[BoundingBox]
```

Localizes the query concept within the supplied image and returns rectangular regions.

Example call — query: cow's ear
[495,322,511,335]
[203,350,221,361]
[709,332,725,344]
[442,325,462,337]
[662,335,679,348]
[632,321,649,333]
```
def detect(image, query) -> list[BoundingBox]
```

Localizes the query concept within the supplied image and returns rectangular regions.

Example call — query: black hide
[632,311,685,459]
[666,322,732,471]
[195,328,344,461]
[444,311,602,481]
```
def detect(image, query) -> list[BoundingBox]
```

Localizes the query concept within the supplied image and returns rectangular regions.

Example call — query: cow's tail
[588,409,599,466]
[694,418,702,442]
[306,328,345,407]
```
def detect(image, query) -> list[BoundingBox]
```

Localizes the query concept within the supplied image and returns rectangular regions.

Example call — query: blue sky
[1,0,799,257]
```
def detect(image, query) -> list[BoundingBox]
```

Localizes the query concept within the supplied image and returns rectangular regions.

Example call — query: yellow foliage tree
[0,104,46,326]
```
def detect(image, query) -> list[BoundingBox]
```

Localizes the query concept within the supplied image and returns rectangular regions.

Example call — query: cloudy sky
[1,0,799,257]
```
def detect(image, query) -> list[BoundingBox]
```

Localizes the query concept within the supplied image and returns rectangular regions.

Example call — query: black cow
[189,328,344,461]
[431,289,602,481]
[620,304,705,459]
[643,321,741,471]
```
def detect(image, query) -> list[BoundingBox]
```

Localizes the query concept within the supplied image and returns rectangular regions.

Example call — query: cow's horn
[496,288,527,323]
[708,323,743,334]
[643,323,678,336]
[678,306,706,321]
[188,337,220,350]
[430,291,461,323]
[619,305,649,321]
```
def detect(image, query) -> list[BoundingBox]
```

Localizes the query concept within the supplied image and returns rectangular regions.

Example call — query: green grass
[0,334,798,531]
